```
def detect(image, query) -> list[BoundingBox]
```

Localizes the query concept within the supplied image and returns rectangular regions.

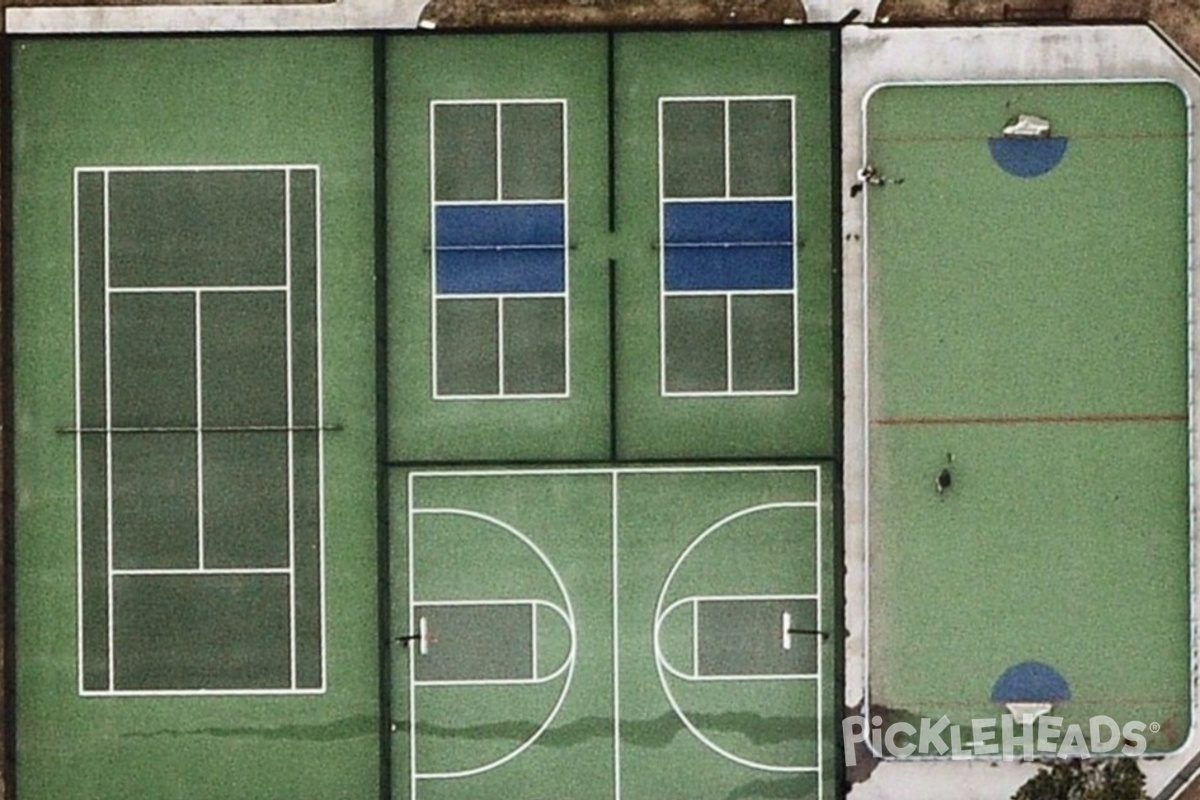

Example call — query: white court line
[73,170,85,694]
[410,599,573,685]
[433,198,571,207]
[285,168,298,691]
[103,169,115,693]
[78,165,327,695]
[434,291,565,301]
[407,473,417,800]
[411,464,821,480]
[657,594,819,682]
[409,506,577,782]
[531,602,538,680]
[815,470,824,798]
[657,96,800,397]
[313,166,328,692]
[429,99,571,402]
[562,100,573,401]
[194,291,205,570]
[664,288,795,297]
[77,163,318,173]
[653,500,823,773]
[81,687,325,697]
[611,473,621,800]
[108,285,288,294]
[409,468,822,794]
[111,568,291,576]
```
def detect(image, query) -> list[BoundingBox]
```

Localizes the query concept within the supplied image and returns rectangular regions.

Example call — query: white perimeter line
[194,291,205,570]
[314,166,329,690]
[816,466,823,798]
[411,465,821,479]
[103,170,115,692]
[429,103,440,400]
[108,284,287,294]
[111,568,292,576]
[80,687,326,697]
[657,99,668,397]
[82,164,318,174]
[408,473,418,800]
[611,472,621,800]
[790,96,801,395]
[285,169,298,691]
[74,171,85,694]
[664,288,795,297]
[562,100,573,400]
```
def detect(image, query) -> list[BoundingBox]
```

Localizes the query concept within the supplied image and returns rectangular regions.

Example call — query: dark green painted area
[697,599,818,677]
[614,31,835,459]
[503,297,567,395]
[665,295,729,392]
[866,83,1192,753]
[501,102,565,201]
[108,169,287,287]
[435,298,500,395]
[414,603,534,682]
[731,294,795,391]
[12,36,379,799]
[113,573,293,690]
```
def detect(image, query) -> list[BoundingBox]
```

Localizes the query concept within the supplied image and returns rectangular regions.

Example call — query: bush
[1012,759,1149,800]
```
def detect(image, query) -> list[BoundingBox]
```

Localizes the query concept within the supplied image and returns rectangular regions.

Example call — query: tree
[1012,759,1150,800]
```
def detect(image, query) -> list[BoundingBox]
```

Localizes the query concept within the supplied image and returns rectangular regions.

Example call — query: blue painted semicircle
[987,136,1069,178]
[991,660,1071,703]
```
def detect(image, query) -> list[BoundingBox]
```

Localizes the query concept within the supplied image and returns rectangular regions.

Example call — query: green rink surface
[865,82,1192,752]
[398,468,836,799]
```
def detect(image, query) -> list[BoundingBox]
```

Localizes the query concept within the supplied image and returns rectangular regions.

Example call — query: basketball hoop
[1006,701,1054,725]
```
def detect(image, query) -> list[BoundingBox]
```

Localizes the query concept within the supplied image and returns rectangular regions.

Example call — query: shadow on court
[404,710,818,748]
[124,715,377,741]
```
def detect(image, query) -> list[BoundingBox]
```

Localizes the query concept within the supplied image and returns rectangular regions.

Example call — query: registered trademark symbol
[1150,722,1161,733]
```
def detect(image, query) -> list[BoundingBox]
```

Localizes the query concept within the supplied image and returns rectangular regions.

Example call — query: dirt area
[421,0,805,28]
[876,0,1200,66]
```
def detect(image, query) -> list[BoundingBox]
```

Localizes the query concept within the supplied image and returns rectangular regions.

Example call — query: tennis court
[862,80,1193,754]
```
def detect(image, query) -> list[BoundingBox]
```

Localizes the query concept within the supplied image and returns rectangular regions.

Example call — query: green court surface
[10,30,838,800]
[397,467,836,799]
[864,82,1192,752]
